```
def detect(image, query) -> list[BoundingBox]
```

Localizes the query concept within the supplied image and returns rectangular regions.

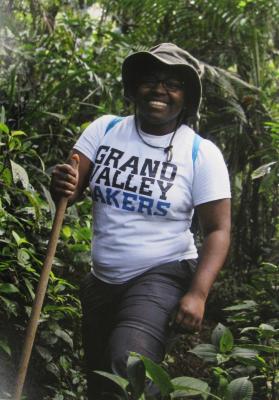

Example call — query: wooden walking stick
[13,155,79,400]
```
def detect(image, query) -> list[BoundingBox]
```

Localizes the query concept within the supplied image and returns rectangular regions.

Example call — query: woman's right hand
[50,154,80,203]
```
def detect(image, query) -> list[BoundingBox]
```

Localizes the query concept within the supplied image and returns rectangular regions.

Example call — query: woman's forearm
[188,228,231,300]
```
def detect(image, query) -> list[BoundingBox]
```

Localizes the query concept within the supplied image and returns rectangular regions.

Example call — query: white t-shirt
[74,115,231,283]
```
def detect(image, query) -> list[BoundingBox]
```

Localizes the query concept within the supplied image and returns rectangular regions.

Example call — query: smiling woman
[135,68,185,136]
[50,43,231,399]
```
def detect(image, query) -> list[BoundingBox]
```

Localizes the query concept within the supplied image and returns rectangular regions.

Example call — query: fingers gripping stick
[13,155,79,400]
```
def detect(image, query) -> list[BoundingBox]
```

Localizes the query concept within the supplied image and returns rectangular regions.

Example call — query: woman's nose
[152,80,167,92]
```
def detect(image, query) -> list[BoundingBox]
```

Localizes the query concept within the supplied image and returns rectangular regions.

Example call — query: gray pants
[80,259,196,399]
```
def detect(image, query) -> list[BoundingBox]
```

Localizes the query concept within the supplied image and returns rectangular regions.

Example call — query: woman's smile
[148,100,168,109]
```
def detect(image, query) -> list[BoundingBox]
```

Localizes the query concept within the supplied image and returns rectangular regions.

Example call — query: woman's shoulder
[82,114,132,137]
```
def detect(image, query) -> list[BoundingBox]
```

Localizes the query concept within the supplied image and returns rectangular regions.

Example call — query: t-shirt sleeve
[73,115,114,162]
[192,139,231,206]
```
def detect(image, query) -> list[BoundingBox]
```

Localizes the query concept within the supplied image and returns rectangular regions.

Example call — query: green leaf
[0,122,9,133]
[94,371,129,398]
[240,326,259,334]
[226,377,253,400]
[0,295,18,316]
[46,362,61,378]
[62,225,72,239]
[54,328,73,349]
[11,130,26,137]
[251,161,277,179]
[41,184,56,220]
[23,277,35,300]
[59,355,71,370]
[140,354,173,396]
[223,300,257,311]
[219,328,234,353]
[10,160,29,189]
[36,345,53,362]
[231,347,258,359]
[23,190,41,221]
[171,376,211,398]
[41,111,66,120]
[189,344,218,363]
[259,323,277,338]
[233,355,267,368]
[0,338,11,356]
[0,106,5,124]
[211,323,227,350]
[216,353,231,365]
[237,344,279,353]
[12,231,29,246]
[17,248,31,265]
[127,355,145,398]
[68,243,89,252]
[0,283,19,294]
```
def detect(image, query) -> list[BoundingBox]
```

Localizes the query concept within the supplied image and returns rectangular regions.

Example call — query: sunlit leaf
[251,162,277,180]
[12,230,28,246]
[10,160,29,189]
[0,122,9,133]
[11,130,26,136]
[62,226,72,239]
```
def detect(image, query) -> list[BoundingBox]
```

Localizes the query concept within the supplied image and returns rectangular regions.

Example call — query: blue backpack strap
[192,134,202,165]
[105,116,124,134]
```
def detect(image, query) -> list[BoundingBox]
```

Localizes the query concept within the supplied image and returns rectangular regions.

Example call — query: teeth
[149,101,167,107]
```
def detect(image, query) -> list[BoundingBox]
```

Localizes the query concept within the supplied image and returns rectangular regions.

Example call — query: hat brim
[122,52,202,119]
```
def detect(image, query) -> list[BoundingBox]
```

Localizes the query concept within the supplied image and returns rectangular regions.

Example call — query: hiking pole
[13,155,79,400]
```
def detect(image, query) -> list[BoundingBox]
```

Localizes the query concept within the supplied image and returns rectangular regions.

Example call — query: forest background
[0,0,278,399]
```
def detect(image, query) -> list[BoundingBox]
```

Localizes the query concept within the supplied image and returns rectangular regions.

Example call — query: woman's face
[134,66,185,135]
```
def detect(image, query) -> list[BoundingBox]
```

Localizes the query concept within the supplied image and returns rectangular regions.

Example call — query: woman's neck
[138,117,180,136]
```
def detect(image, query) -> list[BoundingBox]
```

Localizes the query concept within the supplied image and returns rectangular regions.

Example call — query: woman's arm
[175,198,231,332]
[50,150,93,206]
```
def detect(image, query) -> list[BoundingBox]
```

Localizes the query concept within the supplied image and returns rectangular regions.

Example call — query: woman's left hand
[174,292,206,333]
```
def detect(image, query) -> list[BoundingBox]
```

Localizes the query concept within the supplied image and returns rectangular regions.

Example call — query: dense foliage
[0,0,278,399]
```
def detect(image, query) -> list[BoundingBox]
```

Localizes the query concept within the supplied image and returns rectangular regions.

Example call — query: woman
[51,43,231,399]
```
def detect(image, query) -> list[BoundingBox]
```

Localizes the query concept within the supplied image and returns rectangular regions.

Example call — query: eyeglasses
[139,76,185,92]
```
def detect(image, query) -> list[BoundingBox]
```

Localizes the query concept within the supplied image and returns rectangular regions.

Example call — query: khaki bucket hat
[122,43,203,119]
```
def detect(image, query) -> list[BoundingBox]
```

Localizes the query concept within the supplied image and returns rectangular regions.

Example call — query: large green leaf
[10,160,29,189]
[258,323,277,338]
[219,328,234,353]
[94,371,129,398]
[226,377,253,400]
[236,344,279,354]
[54,327,73,349]
[140,354,173,396]
[211,323,234,353]
[251,161,277,179]
[171,376,211,399]
[231,347,258,359]
[189,344,218,363]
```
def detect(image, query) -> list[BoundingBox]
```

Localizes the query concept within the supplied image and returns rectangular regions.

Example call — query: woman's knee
[107,326,164,375]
